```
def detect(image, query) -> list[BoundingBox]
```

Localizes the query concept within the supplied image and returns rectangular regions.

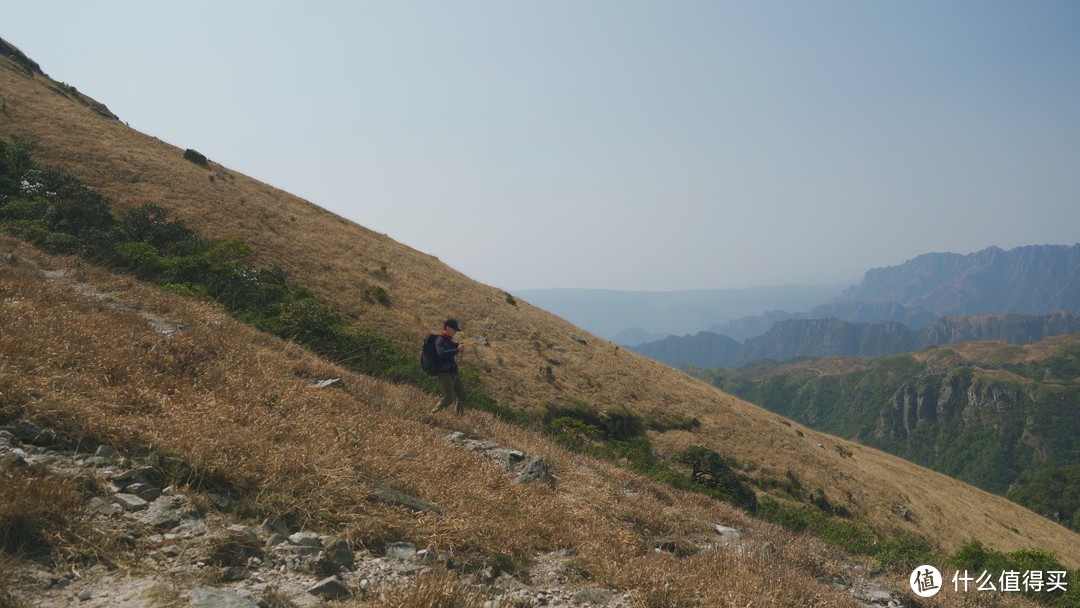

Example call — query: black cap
[444,318,461,331]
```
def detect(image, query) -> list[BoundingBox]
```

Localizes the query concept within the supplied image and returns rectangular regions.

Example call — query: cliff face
[724,339,1080,507]
[839,244,1080,316]
[920,311,1080,346]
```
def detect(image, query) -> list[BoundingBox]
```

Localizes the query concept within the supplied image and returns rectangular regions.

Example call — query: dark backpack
[419,333,440,376]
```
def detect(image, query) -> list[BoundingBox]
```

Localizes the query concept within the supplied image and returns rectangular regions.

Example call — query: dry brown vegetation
[1,239,868,606]
[0,39,1077,605]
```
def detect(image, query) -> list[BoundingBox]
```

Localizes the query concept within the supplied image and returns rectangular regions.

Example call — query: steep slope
[2,36,1078,572]
[1,237,868,607]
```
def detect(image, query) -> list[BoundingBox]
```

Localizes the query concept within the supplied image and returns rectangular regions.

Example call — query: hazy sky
[7,2,1080,291]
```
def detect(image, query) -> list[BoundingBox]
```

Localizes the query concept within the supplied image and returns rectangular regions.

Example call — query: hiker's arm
[436,339,460,358]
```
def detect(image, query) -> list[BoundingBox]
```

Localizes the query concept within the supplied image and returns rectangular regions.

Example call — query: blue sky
[7,1,1080,290]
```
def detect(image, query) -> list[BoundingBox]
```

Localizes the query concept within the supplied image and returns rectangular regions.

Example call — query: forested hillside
[703,336,1080,532]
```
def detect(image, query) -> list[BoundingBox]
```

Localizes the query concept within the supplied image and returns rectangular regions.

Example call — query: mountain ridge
[635,311,1080,369]
[2,34,1078,591]
[839,244,1080,316]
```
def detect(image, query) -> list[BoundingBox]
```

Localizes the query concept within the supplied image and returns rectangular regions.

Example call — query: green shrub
[113,241,164,279]
[677,445,757,510]
[947,541,1078,607]
[0,197,48,221]
[545,417,604,452]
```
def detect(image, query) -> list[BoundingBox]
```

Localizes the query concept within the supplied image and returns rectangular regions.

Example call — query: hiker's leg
[433,373,455,412]
[453,375,467,415]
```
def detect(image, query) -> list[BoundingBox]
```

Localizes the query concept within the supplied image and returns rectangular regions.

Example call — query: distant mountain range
[635,311,1080,368]
[839,244,1080,316]
[634,244,1080,368]
[515,284,844,344]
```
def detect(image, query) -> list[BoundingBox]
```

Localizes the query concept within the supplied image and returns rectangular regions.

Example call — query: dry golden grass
[365,570,487,608]
[0,464,83,555]
[1,38,1078,590]
[1,239,868,605]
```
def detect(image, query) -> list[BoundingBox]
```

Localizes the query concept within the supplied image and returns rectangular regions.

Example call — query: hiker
[431,318,467,414]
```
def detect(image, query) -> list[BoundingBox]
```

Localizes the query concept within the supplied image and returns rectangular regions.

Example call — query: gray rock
[516,457,553,484]
[571,335,589,346]
[714,524,744,542]
[307,576,352,600]
[85,497,122,516]
[113,493,148,511]
[367,483,441,513]
[850,580,895,604]
[0,448,27,467]
[111,468,138,482]
[174,518,209,537]
[416,548,440,563]
[262,517,290,537]
[126,482,161,502]
[312,378,344,390]
[188,586,258,608]
[324,537,355,570]
[139,497,184,529]
[289,532,322,547]
[385,541,417,560]
[184,149,209,167]
[8,422,51,444]
[94,445,119,459]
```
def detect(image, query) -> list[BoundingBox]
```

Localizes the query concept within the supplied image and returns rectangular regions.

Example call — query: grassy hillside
[2,36,1079,605]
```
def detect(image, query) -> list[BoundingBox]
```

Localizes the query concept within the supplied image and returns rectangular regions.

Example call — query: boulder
[113,493,148,511]
[323,537,355,570]
[288,532,322,548]
[306,576,352,600]
[139,496,185,529]
[516,457,553,484]
[183,149,209,167]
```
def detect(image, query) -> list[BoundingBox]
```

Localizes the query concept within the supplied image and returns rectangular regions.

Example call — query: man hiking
[431,318,467,415]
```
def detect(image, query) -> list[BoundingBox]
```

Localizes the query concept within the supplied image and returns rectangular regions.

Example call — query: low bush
[947,541,1078,607]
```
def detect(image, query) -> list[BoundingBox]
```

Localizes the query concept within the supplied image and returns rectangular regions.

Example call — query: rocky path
[1,424,909,608]
[0,424,641,608]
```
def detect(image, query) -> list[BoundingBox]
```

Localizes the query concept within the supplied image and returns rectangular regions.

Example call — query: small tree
[678,445,758,511]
